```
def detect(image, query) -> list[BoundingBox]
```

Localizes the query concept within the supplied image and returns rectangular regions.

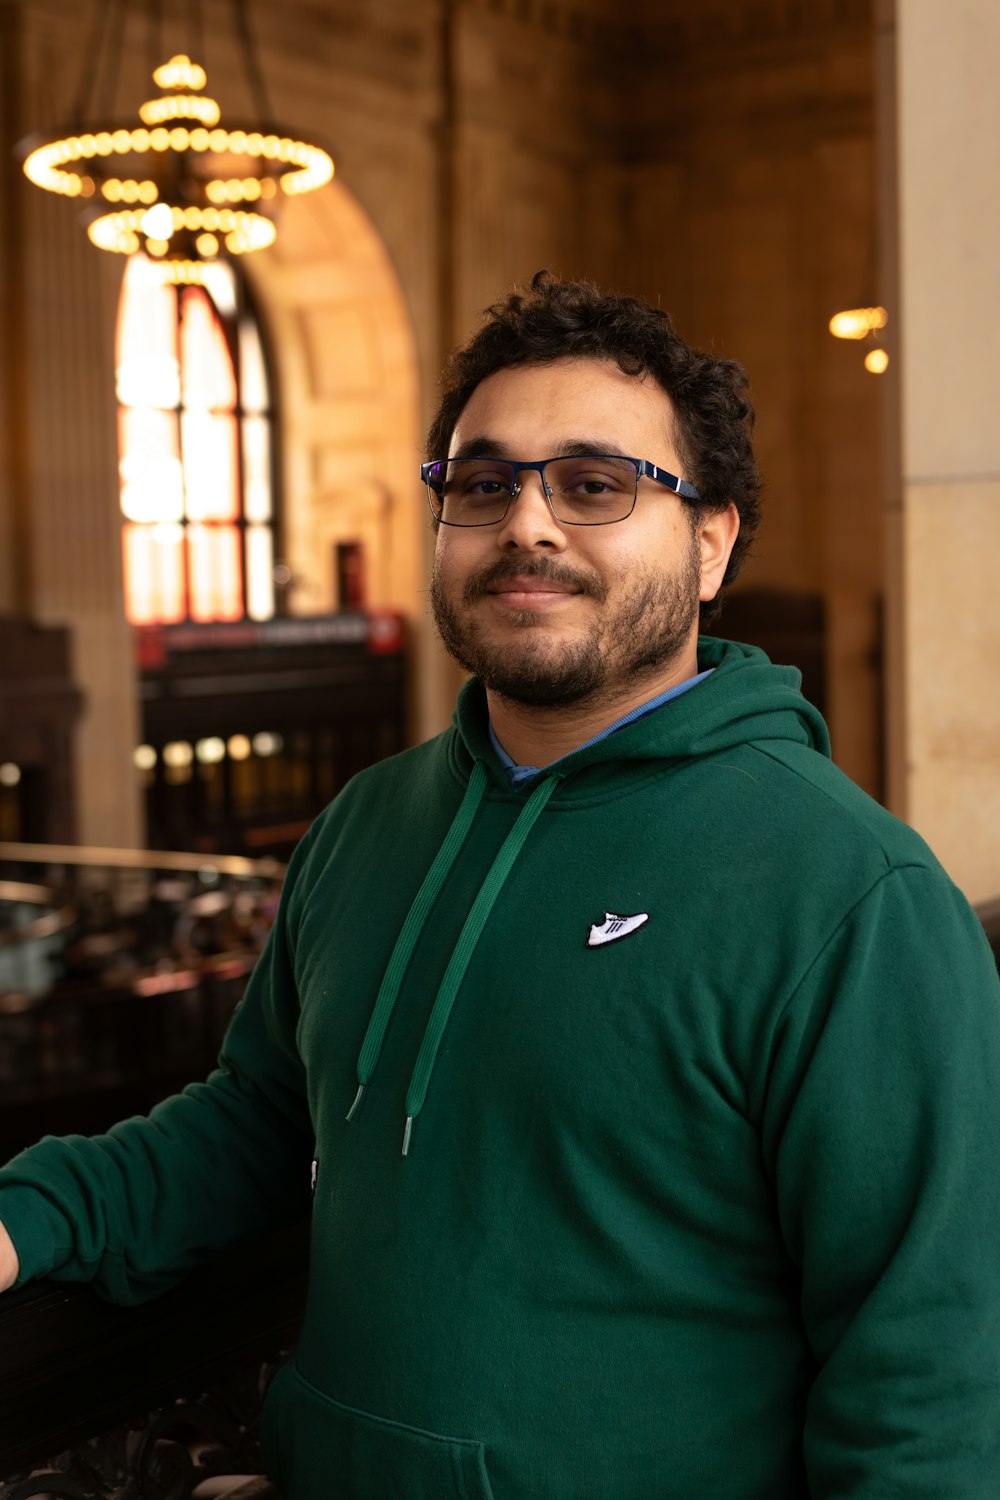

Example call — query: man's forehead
[448,358,677,458]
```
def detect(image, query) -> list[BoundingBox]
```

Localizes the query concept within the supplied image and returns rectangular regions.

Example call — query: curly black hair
[426,271,762,624]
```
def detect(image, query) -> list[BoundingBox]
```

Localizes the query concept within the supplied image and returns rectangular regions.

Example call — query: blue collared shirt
[488,669,714,788]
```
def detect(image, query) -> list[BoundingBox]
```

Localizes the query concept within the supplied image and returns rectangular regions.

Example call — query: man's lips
[462,561,605,606]
[486,577,582,608]
[488,577,579,595]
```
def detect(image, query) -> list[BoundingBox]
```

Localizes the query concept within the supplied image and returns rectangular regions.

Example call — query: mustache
[462,556,607,605]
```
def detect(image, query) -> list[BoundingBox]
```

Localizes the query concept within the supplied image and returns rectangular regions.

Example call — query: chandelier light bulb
[153,55,208,91]
[141,203,175,240]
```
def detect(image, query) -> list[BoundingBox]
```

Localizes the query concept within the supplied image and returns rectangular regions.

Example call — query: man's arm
[0,1221,17,1292]
[761,864,1000,1497]
[0,824,319,1304]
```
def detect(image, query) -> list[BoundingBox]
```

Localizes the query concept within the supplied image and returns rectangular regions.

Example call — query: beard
[430,535,702,709]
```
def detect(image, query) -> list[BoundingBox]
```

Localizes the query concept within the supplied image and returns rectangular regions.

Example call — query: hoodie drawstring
[346,760,488,1123]
[346,763,557,1155]
[401,774,556,1154]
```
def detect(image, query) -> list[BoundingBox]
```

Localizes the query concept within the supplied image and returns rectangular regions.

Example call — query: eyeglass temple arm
[639,460,701,503]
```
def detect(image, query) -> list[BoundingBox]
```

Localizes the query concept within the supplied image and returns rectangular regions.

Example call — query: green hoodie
[2,638,1000,1498]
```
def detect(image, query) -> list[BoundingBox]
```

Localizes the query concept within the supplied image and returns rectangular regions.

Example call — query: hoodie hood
[452,636,831,793]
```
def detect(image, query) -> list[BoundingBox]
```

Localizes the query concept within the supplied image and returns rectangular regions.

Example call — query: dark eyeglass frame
[420,454,702,527]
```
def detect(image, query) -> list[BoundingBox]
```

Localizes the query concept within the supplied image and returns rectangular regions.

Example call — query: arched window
[116,257,276,624]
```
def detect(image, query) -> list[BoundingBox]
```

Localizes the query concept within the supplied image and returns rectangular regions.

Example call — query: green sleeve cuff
[0,1182,76,1288]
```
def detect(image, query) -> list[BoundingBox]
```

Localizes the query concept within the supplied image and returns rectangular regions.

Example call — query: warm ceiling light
[162,741,194,768]
[158,260,212,286]
[154,54,208,91]
[139,93,221,128]
[195,737,226,765]
[87,203,276,260]
[864,349,890,375]
[17,20,333,272]
[828,307,888,340]
[141,203,175,240]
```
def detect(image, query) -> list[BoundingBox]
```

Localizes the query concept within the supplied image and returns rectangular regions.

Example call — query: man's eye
[463,477,506,495]
[562,469,630,495]
[444,461,509,493]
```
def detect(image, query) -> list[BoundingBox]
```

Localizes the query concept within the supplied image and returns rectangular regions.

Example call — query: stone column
[8,4,142,849]
[881,0,1000,903]
[19,185,143,850]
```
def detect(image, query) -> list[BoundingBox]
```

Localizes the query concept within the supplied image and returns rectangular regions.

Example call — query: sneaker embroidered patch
[587,912,649,947]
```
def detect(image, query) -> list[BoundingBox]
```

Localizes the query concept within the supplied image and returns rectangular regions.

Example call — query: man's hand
[0,1220,19,1292]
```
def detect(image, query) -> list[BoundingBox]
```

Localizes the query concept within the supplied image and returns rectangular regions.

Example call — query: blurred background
[0,0,997,898]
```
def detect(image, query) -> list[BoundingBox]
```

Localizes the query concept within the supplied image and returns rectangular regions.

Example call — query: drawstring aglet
[401,1116,414,1156]
[346,1084,365,1122]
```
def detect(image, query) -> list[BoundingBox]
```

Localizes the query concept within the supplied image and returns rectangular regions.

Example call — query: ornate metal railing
[0,1218,308,1500]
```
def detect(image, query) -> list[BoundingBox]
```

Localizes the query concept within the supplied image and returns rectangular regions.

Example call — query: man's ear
[698,502,740,602]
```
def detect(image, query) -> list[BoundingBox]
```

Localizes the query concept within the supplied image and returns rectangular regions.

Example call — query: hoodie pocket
[261,1360,496,1500]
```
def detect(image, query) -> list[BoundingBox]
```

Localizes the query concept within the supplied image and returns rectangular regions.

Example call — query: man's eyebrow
[449,437,509,460]
[551,439,630,459]
[448,437,631,461]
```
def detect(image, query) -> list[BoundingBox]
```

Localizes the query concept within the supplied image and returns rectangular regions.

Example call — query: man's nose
[495,471,567,551]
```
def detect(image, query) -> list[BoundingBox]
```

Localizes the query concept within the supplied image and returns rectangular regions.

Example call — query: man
[2,273,999,1498]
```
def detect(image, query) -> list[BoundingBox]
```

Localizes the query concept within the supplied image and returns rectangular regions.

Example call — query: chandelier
[17,1,333,284]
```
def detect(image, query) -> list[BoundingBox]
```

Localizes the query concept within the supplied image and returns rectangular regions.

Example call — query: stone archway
[245,181,434,735]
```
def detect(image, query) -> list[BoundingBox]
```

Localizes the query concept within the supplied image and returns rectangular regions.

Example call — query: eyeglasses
[421,454,702,527]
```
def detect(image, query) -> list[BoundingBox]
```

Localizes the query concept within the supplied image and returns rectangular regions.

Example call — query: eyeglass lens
[428,456,639,525]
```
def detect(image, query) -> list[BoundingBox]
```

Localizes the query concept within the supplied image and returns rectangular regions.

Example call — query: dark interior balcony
[0,847,300,1499]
